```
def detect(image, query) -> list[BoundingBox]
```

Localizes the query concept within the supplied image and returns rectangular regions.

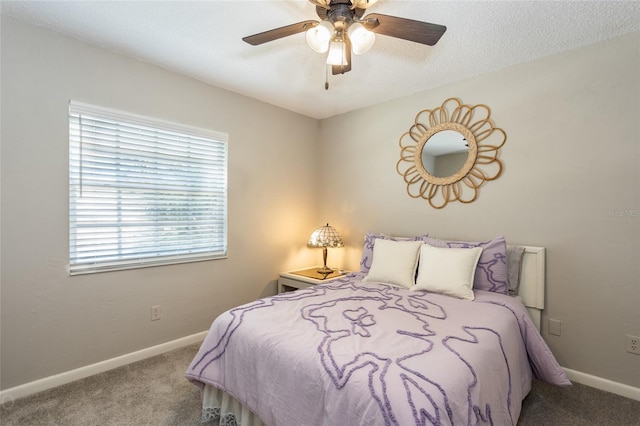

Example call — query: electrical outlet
[627,335,640,355]
[151,305,162,321]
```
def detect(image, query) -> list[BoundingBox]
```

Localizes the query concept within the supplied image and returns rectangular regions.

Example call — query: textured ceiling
[2,1,639,119]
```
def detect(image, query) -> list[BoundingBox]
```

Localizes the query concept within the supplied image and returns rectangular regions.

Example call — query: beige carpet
[1,343,639,425]
[1,344,203,425]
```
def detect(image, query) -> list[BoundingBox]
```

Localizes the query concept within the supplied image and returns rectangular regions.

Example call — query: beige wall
[0,17,320,389]
[319,32,640,388]
[1,15,638,392]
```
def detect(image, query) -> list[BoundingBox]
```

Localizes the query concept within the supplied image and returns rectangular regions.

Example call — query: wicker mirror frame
[396,98,506,209]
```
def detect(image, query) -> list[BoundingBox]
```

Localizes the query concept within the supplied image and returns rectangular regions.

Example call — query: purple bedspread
[186,273,569,426]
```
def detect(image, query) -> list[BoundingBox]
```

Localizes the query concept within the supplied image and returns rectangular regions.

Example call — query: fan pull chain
[325,65,329,90]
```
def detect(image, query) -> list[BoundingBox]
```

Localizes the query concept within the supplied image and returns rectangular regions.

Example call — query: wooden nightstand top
[277,267,350,294]
[280,267,347,284]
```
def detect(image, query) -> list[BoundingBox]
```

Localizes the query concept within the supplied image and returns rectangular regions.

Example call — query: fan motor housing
[317,1,365,24]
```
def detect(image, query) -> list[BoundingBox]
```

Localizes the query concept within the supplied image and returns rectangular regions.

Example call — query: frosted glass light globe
[306,21,334,53]
[348,22,375,55]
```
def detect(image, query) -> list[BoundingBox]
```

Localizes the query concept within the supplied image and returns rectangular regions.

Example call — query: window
[69,101,228,275]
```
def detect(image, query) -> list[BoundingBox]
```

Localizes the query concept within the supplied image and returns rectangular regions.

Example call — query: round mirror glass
[421,130,469,178]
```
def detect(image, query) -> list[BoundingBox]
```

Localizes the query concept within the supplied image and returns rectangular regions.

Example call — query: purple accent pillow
[360,232,429,273]
[424,236,508,294]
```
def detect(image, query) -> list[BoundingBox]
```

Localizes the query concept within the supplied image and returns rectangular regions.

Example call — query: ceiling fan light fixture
[306,20,334,53]
[326,40,348,66]
[347,22,375,55]
[242,0,447,80]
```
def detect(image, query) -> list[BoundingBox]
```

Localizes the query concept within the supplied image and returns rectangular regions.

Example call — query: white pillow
[413,245,483,300]
[363,239,422,289]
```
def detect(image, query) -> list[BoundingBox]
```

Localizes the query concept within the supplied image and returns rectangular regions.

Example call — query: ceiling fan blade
[243,21,318,46]
[364,13,446,46]
[332,34,352,75]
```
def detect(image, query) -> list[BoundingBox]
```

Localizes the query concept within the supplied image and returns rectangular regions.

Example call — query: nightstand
[278,267,347,294]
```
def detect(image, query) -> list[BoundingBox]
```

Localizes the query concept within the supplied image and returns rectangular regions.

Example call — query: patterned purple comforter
[186,273,569,426]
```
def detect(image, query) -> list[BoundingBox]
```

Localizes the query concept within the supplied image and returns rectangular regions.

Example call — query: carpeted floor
[519,378,640,425]
[1,343,639,425]
[0,344,204,426]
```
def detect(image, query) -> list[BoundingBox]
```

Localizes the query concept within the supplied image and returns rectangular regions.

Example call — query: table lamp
[308,223,344,274]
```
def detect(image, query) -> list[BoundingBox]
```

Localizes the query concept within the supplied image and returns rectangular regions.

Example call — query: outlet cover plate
[151,305,161,321]
[627,335,640,355]
[549,319,562,336]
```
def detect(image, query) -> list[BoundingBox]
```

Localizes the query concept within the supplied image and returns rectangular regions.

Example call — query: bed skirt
[202,384,266,426]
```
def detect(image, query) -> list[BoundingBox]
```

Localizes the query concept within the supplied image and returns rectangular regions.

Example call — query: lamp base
[317,246,333,275]
[317,265,333,275]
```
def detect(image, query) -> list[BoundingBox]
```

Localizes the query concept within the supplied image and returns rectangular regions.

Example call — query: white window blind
[69,101,228,275]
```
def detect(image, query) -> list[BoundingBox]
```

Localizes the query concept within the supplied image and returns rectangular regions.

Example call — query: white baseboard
[0,331,207,404]
[3,337,638,405]
[563,367,640,401]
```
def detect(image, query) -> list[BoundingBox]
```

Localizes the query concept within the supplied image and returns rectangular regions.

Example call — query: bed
[186,234,570,425]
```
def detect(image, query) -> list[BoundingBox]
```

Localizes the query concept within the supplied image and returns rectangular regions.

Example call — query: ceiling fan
[242,0,446,84]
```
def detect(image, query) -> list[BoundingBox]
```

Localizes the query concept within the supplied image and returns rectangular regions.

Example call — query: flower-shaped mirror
[396,98,506,209]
